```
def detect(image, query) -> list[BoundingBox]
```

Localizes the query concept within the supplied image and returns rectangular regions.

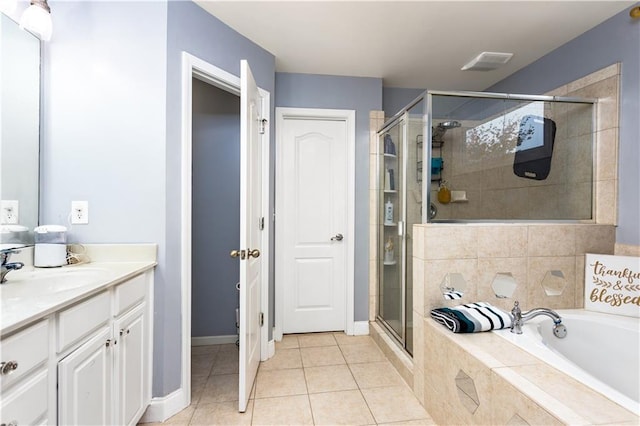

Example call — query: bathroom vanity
[0,245,156,426]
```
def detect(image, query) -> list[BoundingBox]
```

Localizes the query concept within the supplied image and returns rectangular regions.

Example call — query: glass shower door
[378,119,405,343]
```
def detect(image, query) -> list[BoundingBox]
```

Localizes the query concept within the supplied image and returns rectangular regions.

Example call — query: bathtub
[494,309,639,414]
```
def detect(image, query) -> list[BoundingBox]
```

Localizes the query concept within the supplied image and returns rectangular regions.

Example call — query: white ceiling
[194,1,635,90]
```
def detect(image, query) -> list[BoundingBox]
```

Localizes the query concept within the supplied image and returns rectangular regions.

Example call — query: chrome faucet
[510,300,567,338]
[1,248,24,283]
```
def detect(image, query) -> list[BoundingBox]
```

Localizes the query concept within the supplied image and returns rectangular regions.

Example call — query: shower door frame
[376,96,427,354]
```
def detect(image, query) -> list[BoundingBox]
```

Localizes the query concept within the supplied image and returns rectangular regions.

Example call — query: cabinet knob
[106,339,112,347]
[0,361,18,375]
[119,329,125,336]
[1,421,18,426]
[126,329,130,335]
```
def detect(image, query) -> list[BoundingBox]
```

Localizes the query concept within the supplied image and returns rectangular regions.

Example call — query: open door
[236,60,263,412]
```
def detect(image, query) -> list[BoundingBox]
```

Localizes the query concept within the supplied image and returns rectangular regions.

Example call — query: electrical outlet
[71,201,89,224]
[1,200,19,224]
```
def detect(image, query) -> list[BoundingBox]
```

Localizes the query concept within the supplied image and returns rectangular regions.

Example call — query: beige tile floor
[143,332,436,425]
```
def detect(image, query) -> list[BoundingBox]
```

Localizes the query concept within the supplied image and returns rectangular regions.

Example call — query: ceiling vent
[461,51,514,71]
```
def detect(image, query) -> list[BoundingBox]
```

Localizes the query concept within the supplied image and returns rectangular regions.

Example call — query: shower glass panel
[377,99,424,355]
[429,93,595,221]
[378,119,404,341]
[375,89,595,357]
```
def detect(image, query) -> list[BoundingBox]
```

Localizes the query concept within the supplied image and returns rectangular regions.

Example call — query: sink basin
[5,267,110,293]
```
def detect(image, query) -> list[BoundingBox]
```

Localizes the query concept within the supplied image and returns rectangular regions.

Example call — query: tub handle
[553,323,567,339]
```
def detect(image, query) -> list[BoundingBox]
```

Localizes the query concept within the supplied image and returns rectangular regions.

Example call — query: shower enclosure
[376,90,596,354]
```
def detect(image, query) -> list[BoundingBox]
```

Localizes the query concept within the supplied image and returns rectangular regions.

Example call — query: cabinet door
[58,327,112,426]
[114,303,146,426]
[0,370,48,426]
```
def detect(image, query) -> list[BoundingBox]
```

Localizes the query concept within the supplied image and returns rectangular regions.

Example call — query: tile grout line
[336,338,380,425]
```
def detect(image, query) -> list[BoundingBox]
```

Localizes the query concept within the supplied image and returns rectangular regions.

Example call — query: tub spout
[510,301,567,338]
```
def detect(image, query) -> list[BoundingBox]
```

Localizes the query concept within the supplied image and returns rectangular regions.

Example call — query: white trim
[274,107,356,337]
[139,389,185,423]
[259,92,271,361]
[353,321,370,336]
[268,339,276,358]
[191,335,238,346]
[180,52,271,419]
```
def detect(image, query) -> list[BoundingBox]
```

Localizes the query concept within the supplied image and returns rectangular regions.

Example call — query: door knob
[248,249,260,258]
[331,234,344,241]
[230,249,246,259]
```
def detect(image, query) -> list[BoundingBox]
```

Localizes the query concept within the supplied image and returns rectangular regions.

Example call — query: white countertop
[1,244,157,336]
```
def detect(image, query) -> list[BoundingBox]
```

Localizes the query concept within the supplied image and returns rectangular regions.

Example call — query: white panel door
[280,117,348,333]
[238,59,262,413]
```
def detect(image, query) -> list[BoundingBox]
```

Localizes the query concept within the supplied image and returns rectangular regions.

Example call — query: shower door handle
[397,221,404,237]
[331,234,343,241]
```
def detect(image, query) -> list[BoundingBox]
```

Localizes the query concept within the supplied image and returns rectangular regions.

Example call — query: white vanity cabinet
[56,271,153,426]
[0,320,50,426]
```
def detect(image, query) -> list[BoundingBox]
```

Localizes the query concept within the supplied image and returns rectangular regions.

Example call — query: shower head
[438,121,461,129]
[432,120,461,142]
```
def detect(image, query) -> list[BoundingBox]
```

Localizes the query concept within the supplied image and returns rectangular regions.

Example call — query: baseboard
[191,335,237,346]
[353,320,370,335]
[139,388,186,423]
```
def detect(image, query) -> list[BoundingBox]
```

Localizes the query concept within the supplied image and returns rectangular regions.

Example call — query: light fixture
[461,51,513,71]
[631,6,640,19]
[20,0,52,41]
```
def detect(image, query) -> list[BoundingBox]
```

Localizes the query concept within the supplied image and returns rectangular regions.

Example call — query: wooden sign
[585,253,640,317]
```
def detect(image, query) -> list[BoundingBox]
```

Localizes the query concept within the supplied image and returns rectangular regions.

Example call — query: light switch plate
[1,200,19,224]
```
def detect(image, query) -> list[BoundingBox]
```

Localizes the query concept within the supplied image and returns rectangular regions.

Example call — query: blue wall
[275,73,383,321]
[40,0,170,393]
[166,0,275,395]
[382,87,424,120]
[191,78,240,337]
[487,6,640,245]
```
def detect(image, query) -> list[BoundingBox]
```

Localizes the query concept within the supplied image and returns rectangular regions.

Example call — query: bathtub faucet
[510,301,567,338]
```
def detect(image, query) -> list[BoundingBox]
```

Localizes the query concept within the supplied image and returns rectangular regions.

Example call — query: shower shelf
[384,153,397,159]
[383,190,397,194]
[383,260,397,266]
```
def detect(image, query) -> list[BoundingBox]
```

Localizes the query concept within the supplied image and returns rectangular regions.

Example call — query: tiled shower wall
[431,63,620,224]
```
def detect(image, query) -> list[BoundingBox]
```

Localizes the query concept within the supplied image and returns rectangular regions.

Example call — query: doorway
[275,108,356,337]
[178,53,271,418]
[191,78,241,346]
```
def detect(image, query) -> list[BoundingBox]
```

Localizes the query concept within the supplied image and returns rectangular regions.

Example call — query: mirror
[455,369,480,414]
[0,13,40,248]
[492,272,518,299]
[541,270,567,296]
[440,272,467,300]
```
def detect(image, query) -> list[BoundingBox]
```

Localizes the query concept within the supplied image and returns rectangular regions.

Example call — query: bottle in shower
[384,198,393,224]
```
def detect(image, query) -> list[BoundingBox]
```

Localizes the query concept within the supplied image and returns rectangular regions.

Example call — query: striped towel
[430,302,512,333]
[443,290,463,300]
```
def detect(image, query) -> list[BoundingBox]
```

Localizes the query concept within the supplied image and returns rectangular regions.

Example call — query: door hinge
[259,118,268,135]
[259,312,264,327]
[259,217,265,230]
